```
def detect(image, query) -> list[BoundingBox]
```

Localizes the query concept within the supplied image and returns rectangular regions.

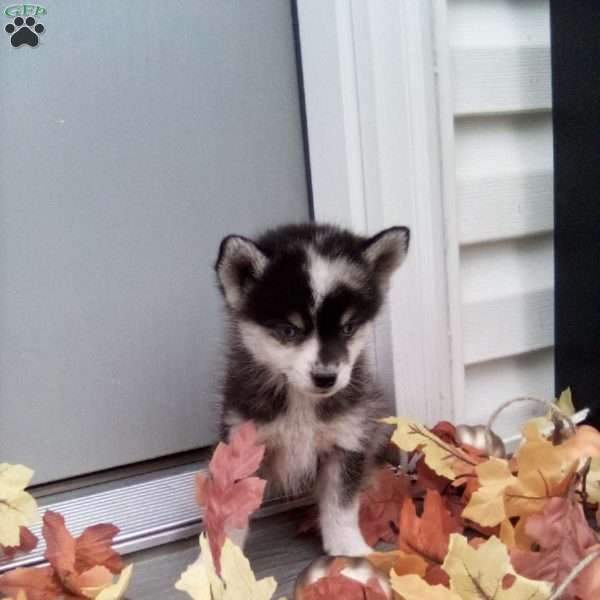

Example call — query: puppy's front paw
[324,531,373,557]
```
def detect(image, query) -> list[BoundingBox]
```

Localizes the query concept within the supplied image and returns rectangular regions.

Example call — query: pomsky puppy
[215,223,409,556]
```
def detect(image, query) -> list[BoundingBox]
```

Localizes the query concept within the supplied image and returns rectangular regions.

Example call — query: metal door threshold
[0,469,311,572]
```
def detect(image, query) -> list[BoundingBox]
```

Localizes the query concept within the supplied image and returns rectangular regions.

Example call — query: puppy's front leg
[317,448,373,557]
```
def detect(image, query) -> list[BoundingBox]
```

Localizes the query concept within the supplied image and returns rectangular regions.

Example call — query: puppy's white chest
[256,391,367,494]
[257,394,326,493]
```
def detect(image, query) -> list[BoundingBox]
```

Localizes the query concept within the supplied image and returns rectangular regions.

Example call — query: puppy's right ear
[215,235,268,311]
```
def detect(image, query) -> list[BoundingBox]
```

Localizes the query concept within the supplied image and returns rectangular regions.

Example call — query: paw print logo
[5,16,45,47]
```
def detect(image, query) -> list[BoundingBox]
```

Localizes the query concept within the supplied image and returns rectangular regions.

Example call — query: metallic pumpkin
[294,556,392,599]
[455,424,506,458]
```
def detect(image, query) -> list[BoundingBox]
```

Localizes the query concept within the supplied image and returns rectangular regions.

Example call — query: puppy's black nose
[312,373,337,389]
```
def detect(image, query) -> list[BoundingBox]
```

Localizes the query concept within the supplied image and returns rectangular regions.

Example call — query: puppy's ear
[362,226,410,287]
[215,235,268,310]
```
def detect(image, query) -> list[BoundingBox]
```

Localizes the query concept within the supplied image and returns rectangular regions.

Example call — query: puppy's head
[215,224,409,397]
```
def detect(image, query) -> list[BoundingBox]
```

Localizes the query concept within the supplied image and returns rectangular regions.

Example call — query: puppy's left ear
[215,235,268,311]
[362,226,410,287]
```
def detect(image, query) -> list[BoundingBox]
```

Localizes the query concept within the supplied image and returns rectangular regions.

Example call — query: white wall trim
[432,0,466,421]
[297,0,458,423]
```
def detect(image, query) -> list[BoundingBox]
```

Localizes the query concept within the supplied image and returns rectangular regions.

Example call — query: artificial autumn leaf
[204,422,266,490]
[0,464,38,547]
[398,490,463,566]
[529,388,576,436]
[367,549,427,578]
[74,524,123,575]
[302,558,388,600]
[414,459,451,495]
[504,423,578,521]
[220,537,279,600]
[430,422,458,445]
[585,457,600,506]
[442,534,552,599]
[175,534,279,600]
[562,425,600,464]
[196,422,267,572]
[176,538,220,600]
[43,510,123,573]
[557,388,576,416]
[40,510,124,597]
[82,564,133,600]
[359,468,410,546]
[462,458,516,527]
[1,527,38,559]
[390,573,460,600]
[0,566,61,600]
[382,418,480,481]
[510,497,600,599]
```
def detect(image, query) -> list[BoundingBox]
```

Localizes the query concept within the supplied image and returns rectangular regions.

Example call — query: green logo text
[4,4,46,17]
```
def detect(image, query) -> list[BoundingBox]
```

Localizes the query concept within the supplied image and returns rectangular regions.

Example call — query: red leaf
[431,421,458,445]
[502,573,517,589]
[41,510,123,597]
[195,421,267,573]
[209,421,266,488]
[414,458,451,495]
[510,497,600,599]
[1,527,39,559]
[359,468,410,546]
[398,490,463,565]
[424,564,450,587]
[0,566,62,600]
[42,511,76,577]
[75,524,122,574]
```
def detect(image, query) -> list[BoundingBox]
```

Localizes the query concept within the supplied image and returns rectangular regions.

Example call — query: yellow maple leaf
[175,534,279,600]
[81,564,133,600]
[442,534,552,599]
[462,458,516,527]
[390,573,461,600]
[585,457,600,506]
[527,388,575,437]
[382,417,479,481]
[220,538,278,600]
[176,534,224,600]
[556,388,575,416]
[503,423,577,521]
[499,519,516,547]
[0,464,38,547]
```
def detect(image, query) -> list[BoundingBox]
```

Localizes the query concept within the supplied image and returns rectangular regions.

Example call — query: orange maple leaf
[359,468,410,546]
[398,490,463,566]
[43,510,123,596]
[0,566,61,600]
[367,549,428,579]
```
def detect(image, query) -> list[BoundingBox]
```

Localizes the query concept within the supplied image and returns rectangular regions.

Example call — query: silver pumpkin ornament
[294,556,392,599]
[455,424,506,458]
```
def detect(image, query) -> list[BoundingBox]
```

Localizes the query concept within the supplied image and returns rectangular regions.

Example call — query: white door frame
[297,0,463,424]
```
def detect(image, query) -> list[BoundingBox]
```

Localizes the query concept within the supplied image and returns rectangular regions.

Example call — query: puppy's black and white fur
[215,223,409,556]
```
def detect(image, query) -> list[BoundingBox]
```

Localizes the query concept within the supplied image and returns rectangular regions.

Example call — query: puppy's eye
[341,322,358,337]
[276,323,301,340]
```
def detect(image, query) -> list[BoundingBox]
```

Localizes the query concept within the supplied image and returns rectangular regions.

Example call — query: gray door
[0,1,309,483]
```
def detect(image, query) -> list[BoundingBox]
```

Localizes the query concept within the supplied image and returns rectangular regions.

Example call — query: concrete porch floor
[126,508,322,598]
